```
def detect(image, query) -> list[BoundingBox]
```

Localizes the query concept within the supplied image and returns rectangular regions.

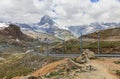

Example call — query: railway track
[36,51,120,58]
[95,54,120,57]
[47,54,120,58]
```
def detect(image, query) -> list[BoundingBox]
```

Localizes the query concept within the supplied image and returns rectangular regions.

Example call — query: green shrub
[46,72,60,78]
[28,76,38,79]
[116,70,120,76]
[114,60,120,64]
[0,51,3,53]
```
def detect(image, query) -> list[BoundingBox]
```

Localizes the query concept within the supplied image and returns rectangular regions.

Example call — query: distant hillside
[82,27,120,40]
[51,27,120,54]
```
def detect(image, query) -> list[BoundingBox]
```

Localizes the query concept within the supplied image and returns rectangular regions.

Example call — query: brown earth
[92,58,120,72]
[31,58,70,77]
[12,58,120,79]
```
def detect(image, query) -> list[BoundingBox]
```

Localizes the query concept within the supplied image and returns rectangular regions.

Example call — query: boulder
[0,57,6,61]
[76,53,90,64]
[82,49,95,59]
[75,49,95,64]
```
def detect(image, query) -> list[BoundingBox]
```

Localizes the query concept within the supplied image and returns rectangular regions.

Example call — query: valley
[0,16,119,79]
[0,0,120,79]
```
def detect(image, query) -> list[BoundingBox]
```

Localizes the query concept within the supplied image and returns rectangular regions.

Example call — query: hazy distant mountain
[82,27,120,40]
[68,22,120,37]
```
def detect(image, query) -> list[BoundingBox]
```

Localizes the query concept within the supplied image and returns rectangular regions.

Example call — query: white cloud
[0,0,120,28]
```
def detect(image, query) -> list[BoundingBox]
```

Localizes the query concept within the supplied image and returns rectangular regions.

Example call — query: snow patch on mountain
[0,23,9,30]
[0,23,9,27]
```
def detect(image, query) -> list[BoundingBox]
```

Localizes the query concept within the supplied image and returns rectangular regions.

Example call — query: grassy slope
[51,27,120,54]
[0,53,62,79]
[51,39,120,54]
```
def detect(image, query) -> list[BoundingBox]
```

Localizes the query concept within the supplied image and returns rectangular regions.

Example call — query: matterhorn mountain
[16,15,75,41]
[35,15,60,34]
[17,15,59,34]
[38,15,55,26]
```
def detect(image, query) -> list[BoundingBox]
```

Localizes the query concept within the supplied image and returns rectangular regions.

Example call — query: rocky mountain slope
[0,24,30,40]
[0,24,34,42]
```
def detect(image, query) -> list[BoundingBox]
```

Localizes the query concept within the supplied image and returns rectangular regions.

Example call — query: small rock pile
[76,49,95,64]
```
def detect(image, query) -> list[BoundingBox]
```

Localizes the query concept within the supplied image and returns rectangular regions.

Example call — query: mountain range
[15,15,75,41]
[68,22,120,37]
[0,15,120,40]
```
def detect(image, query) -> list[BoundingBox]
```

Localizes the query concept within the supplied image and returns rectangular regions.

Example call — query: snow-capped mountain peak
[38,15,55,26]
[14,15,75,40]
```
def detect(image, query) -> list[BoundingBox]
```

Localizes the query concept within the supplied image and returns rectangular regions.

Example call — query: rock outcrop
[0,24,25,39]
[76,49,95,64]
[0,24,33,41]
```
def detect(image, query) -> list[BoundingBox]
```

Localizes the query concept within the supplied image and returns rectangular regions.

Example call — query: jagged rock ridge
[0,24,32,40]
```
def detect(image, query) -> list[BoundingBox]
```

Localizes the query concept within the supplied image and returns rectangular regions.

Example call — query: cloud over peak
[0,0,120,28]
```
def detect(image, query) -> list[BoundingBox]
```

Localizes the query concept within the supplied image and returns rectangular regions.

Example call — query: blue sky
[91,0,99,3]
[0,0,120,27]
